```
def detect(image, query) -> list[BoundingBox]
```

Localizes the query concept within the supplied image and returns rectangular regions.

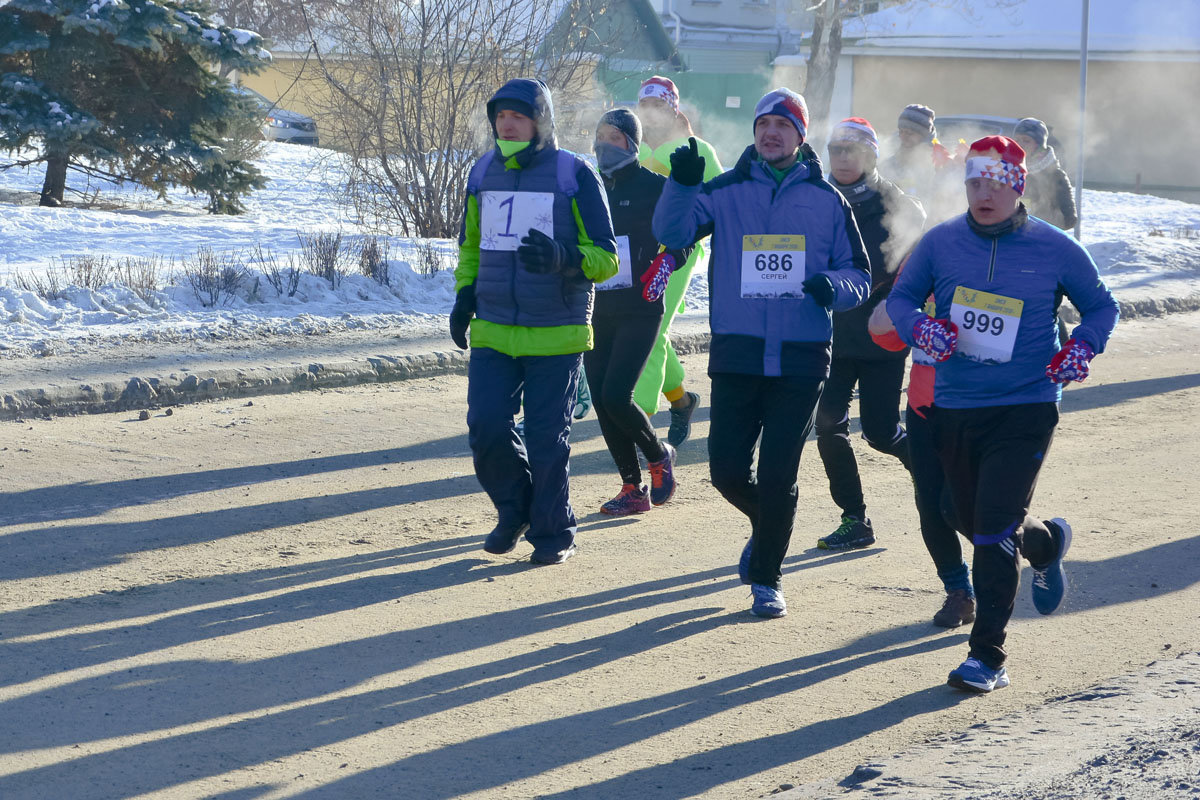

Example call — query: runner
[450,77,618,565]
[868,266,976,629]
[634,76,724,446]
[815,117,926,551]
[587,108,689,515]
[886,135,1119,691]
[654,88,871,618]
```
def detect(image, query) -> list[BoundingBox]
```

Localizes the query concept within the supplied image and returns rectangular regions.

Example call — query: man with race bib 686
[886,135,1119,692]
[654,88,871,619]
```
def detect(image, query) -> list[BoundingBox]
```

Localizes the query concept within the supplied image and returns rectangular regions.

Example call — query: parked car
[934,114,1063,155]
[234,86,320,147]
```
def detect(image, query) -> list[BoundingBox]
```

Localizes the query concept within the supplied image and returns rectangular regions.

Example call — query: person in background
[587,108,689,516]
[654,88,871,619]
[1012,117,1077,231]
[886,135,1119,692]
[633,75,724,447]
[883,103,938,199]
[450,78,618,565]
[868,265,977,630]
[815,117,926,551]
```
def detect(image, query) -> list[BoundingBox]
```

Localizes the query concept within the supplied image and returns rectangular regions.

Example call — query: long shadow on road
[0,608,964,800]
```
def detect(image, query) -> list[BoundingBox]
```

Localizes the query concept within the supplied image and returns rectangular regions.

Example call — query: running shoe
[601,484,651,516]
[514,417,525,439]
[667,391,701,447]
[530,542,576,565]
[750,583,787,618]
[738,537,753,585]
[647,443,677,506]
[933,589,977,628]
[483,521,530,555]
[573,370,592,420]
[817,515,876,550]
[947,657,1010,693]
[1031,517,1073,615]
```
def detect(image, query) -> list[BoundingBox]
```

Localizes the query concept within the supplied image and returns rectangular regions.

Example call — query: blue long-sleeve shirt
[887,211,1119,408]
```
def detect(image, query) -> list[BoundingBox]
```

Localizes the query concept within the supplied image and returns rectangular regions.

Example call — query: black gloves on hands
[449,283,476,349]
[669,136,706,187]
[802,274,835,308]
[518,228,575,274]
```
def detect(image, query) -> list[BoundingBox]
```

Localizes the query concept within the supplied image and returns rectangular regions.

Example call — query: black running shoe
[667,391,700,447]
[817,515,875,550]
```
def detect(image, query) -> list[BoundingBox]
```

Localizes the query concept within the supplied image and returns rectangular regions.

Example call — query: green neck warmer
[765,160,798,184]
[497,139,532,158]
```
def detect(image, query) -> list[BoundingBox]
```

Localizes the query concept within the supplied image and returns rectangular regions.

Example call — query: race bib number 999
[479,191,555,252]
[741,234,806,298]
[949,286,1024,364]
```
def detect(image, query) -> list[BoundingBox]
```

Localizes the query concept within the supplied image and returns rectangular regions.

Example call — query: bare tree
[804,0,1022,142]
[299,0,619,239]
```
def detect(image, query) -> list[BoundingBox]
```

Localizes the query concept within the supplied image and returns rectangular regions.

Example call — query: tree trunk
[804,1,843,147]
[40,150,68,207]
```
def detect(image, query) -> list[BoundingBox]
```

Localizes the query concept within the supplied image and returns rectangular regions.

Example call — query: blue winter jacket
[653,143,872,378]
[887,209,1119,408]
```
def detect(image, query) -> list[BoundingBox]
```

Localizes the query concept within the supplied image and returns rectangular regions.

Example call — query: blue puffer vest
[468,146,594,328]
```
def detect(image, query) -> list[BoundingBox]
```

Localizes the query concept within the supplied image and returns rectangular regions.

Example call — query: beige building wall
[849,54,1200,191]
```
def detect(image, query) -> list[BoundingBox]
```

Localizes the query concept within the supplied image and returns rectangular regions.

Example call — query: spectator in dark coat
[1014,117,1078,231]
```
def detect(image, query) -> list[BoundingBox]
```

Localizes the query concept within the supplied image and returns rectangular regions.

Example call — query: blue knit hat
[753,88,809,141]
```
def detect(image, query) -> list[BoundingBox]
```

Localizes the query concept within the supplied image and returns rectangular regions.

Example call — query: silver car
[235,86,320,146]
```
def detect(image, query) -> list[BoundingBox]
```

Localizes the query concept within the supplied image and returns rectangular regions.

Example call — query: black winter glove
[669,136,706,187]
[518,228,574,274]
[449,283,476,349]
[802,274,835,308]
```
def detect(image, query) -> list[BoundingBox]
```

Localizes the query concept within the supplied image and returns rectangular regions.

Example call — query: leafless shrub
[113,255,171,304]
[299,0,623,238]
[10,268,65,300]
[297,231,354,288]
[61,254,113,289]
[182,246,247,307]
[413,240,451,276]
[359,235,391,285]
[250,244,302,297]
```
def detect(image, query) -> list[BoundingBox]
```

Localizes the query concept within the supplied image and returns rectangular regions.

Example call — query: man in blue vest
[450,78,619,565]
[654,88,871,617]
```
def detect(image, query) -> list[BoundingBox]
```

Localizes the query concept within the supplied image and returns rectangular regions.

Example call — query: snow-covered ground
[1,142,1198,358]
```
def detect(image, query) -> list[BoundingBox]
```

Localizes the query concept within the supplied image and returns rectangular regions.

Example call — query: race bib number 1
[740,235,806,298]
[479,191,555,252]
[597,236,633,291]
[949,286,1024,364]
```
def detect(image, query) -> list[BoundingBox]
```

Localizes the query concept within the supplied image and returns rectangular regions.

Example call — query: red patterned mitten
[1046,338,1095,383]
[641,251,677,302]
[913,317,958,362]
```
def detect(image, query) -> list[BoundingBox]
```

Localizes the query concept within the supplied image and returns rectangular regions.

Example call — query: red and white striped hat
[638,76,680,111]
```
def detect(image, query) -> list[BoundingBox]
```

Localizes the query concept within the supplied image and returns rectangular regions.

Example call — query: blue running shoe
[647,443,677,506]
[1031,518,1073,615]
[530,542,576,565]
[738,538,753,585]
[947,657,1010,693]
[750,583,787,618]
[601,484,651,516]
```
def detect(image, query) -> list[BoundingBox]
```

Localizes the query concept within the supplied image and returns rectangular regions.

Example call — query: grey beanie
[599,108,642,149]
[1014,117,1049,150]
[898,103,936,138]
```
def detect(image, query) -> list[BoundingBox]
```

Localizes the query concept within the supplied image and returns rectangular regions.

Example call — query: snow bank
[1,141,1197,358]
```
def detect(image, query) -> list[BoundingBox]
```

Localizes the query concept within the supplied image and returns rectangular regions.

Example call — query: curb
[2,296,1194,421]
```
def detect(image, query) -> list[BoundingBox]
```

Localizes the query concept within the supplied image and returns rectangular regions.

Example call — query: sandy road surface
[0,313,1197,799]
